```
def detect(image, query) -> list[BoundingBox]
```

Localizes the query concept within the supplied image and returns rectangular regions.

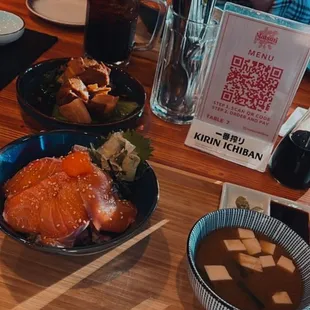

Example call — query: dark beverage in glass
[84,0,167,66]
[269,129,310,189]
[270,201,309,243]
[85,0,139,65]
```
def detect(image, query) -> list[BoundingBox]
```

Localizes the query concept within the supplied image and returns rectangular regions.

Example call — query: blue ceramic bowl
[0,130,158,256]
[16,58,146,133]
[187,209,310,310]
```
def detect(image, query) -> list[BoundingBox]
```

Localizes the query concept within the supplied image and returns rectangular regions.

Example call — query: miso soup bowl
[187,209,310,310]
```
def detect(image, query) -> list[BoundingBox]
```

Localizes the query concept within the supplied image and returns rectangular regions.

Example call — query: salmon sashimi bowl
[0,130,157,254]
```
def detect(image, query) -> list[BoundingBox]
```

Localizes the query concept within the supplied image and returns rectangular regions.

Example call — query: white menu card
[185,3,310,172]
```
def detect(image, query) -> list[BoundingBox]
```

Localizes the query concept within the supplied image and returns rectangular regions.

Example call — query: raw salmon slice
[78,166,137,233]
[3,151,137,246]
[4,172,89,246]
[4,157,63,198]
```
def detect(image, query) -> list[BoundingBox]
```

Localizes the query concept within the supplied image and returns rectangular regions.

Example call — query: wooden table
[0,1,309,309]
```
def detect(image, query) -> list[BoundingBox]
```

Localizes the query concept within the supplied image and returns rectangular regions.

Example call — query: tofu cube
[238,253,263,272]
[242,238,262,255]
[272,291,292,304]
[238,228,255,239]
[224,239,246,251]
[260,240,276,255]
[277,256,296,273]
[259,255,275,268]
[204,265,232,281]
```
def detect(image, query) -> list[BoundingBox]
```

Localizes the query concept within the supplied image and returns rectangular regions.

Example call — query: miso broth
[195,228,303,310]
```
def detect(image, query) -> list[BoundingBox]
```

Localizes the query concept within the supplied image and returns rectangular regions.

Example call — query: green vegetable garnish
[123,130,153,161]
[40,68,62,99]
[105,100,139,122]
[235,196,250,209]
[116,100,139,116]
[52,100,139,123]
[88,143,103,168]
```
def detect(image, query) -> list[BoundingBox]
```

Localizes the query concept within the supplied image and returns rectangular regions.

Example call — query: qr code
[221,56,283,113]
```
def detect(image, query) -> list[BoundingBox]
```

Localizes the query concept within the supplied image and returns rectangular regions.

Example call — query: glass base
[268,164,310,190]
[105,59,130,67]
[84,52,130,67]
[151,102,194,125]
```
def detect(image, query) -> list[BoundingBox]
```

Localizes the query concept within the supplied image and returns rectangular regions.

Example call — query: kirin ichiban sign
[185,4,310,172]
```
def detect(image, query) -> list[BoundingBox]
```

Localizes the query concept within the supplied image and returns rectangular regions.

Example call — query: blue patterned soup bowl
[187,209,310,310]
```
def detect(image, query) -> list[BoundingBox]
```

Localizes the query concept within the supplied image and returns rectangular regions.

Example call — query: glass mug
[84,0,167,66]
[150,6,220,124]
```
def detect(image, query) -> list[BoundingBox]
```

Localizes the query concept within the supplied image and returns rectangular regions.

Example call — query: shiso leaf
[123,130,153,161]
[89,143,103,168]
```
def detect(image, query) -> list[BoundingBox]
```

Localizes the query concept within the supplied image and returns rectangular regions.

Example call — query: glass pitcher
[269,109,310,189]
[150,6,220,124]
[84,0,167,66]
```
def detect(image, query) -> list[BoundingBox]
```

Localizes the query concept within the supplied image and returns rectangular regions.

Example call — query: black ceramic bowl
[0,130,158,256]
[16,58,146,133]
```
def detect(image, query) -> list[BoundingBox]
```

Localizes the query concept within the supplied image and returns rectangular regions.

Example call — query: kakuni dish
[16,57,146,132]
[37,56,140,124]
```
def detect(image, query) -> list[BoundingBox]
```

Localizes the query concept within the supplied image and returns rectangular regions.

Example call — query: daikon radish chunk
[59,98,92,124]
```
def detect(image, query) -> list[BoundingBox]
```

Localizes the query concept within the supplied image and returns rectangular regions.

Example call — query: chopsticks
[13,219,169,310]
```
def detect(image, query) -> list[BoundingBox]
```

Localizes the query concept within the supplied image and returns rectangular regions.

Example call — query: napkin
[0,28,58,90]
[279,107,308,137]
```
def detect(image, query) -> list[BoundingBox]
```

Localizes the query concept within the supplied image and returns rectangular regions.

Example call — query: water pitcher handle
[134,0,167,52]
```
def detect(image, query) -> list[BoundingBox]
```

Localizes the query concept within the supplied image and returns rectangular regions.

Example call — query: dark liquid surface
[195,228,303,310]
[269,130,310,189]
[270,201,309,243]
[84,1,139,64]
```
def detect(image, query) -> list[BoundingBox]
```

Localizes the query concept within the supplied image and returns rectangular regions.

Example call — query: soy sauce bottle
[269,110,310,189]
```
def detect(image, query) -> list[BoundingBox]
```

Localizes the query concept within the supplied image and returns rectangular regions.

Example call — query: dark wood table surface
[2,1,310,203]
[0,1,309,309]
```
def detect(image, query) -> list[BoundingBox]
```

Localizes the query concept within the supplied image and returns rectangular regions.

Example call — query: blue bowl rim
[187,208,310,310]
[0,130,159,255]
[16,57,147,128]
